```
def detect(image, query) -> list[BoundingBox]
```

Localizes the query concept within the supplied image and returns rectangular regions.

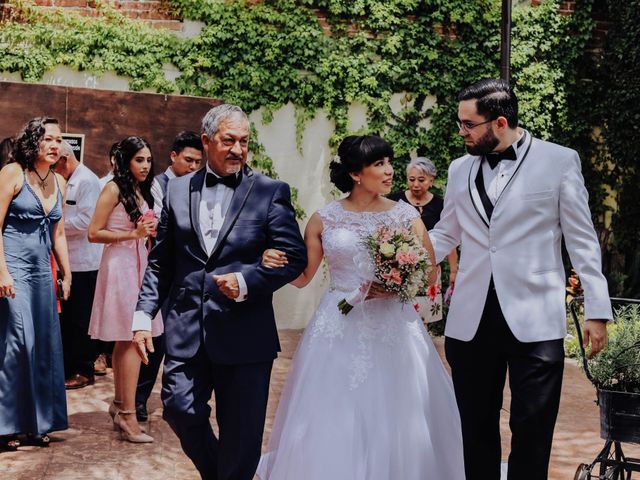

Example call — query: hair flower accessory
[332,154,341,164]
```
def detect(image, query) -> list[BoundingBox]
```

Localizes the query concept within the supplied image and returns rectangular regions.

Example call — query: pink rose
[396,251,418,265]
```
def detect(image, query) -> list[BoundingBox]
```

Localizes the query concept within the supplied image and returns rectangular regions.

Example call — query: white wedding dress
[257,200,465,480]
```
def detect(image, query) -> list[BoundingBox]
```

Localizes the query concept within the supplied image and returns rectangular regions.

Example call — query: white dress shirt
[151,167,176,218]
[64,163,103,272]
[199,164,247,299]
[131,165,247,332]
[481,131,525,205]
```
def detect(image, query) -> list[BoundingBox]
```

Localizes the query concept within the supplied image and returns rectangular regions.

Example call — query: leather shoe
[65,373,95,390]
[136,403,148,422]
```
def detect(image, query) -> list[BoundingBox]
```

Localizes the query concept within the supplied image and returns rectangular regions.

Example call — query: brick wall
[30,0,182,30]
[531,0,610,52]
[4,0,613,48]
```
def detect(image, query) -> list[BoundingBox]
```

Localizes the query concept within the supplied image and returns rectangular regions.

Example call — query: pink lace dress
[88,202,163,341]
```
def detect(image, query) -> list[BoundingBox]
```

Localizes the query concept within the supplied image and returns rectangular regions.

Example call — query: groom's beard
[466,128,500,156]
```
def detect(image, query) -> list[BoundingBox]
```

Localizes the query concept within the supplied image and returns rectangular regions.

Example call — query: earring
[357,180,361,185]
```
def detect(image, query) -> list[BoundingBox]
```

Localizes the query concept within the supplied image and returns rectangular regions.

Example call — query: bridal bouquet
[338,225,432,314]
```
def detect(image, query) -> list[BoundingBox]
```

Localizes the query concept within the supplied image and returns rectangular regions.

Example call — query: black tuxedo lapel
[206,166,255,266]
[189,168,209,256]
[475,167,494,221]
[467,157,490,228]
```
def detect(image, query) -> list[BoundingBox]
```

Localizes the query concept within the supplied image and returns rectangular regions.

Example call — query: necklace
[33,168,51,189]
[408,191,431,207]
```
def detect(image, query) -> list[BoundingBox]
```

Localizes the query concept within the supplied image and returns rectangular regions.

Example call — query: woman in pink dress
[88,136,162,443]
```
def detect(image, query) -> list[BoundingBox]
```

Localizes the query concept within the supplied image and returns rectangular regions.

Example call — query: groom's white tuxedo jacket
[430,131,612,343]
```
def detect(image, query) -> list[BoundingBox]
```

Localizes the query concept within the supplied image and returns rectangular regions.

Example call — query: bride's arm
[411,218,438,286]
[262,212,324,289]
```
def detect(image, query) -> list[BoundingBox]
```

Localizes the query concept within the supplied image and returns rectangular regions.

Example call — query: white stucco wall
[1,69,434,329]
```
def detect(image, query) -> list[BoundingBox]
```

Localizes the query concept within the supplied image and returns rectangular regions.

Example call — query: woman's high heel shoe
[111,401,146,433]
[109,400,123,431]
[114,410,153,444]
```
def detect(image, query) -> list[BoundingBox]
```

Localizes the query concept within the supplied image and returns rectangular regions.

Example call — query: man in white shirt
[136,131,203,422]
[54,142,103,389]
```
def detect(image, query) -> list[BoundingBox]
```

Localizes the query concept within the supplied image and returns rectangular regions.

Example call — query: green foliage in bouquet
[582,305,640,393]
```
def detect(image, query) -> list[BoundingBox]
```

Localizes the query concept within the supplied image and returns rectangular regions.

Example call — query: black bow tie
[485,145,517,170]
[205,172,240,189]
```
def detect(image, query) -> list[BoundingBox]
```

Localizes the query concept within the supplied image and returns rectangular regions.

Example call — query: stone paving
[2,330,639,480]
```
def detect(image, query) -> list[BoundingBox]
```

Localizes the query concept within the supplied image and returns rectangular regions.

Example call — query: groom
[132,104,307,479]
[430,79,612,480]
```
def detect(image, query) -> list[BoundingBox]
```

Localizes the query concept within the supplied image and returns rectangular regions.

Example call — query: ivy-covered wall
[0,0,637,296]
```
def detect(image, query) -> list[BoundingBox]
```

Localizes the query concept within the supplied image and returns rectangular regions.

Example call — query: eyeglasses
[456,118,494,132]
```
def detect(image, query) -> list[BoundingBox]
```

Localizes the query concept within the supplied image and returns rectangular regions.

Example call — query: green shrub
[579,305,640,393]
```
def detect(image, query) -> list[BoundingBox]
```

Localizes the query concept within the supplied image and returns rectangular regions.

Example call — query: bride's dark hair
[112,136,155,223]
[329,135,394,193]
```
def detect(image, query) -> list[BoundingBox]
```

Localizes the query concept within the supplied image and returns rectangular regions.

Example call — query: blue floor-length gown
[0,175,68,435]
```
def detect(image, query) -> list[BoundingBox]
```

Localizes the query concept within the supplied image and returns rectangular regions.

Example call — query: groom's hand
[133,330,154,364]
[583,320,608,358]
[214,273,240,299]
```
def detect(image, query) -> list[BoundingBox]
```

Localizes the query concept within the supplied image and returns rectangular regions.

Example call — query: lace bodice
[318,200,419,292]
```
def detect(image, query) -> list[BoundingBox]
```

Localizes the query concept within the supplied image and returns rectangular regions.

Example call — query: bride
[257,135,465,480]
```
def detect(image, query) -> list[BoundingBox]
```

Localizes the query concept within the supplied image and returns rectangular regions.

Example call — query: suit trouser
[135,333,165,408]
[162,347,273,480]
[59,270,99,378]
[445,282,564,480]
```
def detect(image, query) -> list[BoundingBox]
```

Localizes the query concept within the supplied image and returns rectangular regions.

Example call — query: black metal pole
[501,0,512,82]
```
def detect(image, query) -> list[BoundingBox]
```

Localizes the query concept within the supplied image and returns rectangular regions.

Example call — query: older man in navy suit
[132,104,307,480]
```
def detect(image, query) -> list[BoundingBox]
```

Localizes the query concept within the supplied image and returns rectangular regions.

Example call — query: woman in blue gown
[0,117,72,449]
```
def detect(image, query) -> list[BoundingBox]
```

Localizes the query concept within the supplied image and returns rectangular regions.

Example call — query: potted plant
[578,303,640,444]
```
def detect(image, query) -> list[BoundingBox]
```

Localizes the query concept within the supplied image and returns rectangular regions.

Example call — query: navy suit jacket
[136,165,307,363]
